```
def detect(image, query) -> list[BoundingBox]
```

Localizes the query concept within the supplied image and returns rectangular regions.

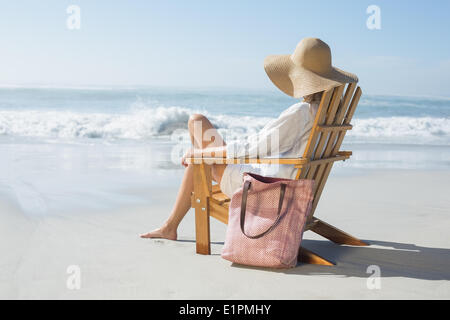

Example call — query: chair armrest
[185,151,352,166]
[185,157,309,165]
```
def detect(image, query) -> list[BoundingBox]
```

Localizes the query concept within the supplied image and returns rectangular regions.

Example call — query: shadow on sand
[228,239,450,280]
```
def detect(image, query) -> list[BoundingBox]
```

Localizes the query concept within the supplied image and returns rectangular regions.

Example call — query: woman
[141,37,358,240]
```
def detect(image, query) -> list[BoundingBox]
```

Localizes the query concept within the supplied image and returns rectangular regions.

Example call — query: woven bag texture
[222,172,314,268]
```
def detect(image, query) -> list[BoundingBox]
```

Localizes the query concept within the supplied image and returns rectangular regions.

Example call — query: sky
[0,0,449,96]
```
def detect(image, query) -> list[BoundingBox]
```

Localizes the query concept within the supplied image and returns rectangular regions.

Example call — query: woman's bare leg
[140,114,226,240]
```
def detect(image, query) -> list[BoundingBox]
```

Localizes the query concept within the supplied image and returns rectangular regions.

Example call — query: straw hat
[264,38,358,98]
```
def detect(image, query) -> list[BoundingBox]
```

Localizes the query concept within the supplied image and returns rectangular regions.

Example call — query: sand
[1,169,449,299]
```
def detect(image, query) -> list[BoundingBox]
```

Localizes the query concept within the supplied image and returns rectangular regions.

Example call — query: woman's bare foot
[140,224,177,240]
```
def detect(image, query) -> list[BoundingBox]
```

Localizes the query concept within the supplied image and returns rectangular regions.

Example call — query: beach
[0,87,449,299]
[1,167,449,299]
[2,0,450,304]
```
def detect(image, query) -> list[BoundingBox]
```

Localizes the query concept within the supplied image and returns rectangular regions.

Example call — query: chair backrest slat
[310,85,345,160]
[305,86,345,181]
[296,89,333,179]
[296,83,362,219]
[314,83,357,175]
[301,91,333,157]
[321,83,357,157]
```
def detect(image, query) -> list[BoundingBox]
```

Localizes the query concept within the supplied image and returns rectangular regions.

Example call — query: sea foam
[0,107,270,141]
[0,107,449,145]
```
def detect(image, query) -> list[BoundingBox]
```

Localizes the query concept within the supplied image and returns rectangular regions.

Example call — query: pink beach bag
[221,172,314,268]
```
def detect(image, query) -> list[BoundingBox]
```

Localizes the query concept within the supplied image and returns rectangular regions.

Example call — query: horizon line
[0,83,449,100]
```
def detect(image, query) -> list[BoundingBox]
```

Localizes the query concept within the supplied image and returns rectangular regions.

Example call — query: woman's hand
[181,148,200,167]
[181,148,192,167]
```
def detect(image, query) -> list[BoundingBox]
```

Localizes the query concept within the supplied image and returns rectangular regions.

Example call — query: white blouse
[220,101,319,198]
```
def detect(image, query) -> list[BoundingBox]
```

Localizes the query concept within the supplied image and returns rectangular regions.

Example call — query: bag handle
[240,180,287,239]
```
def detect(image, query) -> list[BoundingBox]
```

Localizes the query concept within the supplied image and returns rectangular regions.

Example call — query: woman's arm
[181,104,307,166]
[181,146,227,167]
[226,105,307,159]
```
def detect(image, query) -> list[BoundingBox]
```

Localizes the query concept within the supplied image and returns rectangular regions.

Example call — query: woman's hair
[303,91,323,104]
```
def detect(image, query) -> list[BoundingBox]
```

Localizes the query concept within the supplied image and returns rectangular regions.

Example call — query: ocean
[1,86,450,145]
[1,86,449,215]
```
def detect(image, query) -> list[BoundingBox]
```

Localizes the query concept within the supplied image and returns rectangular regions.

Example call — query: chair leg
[310,218,369,246]
[298,247,335,266]
[194,201,211,255]
[192,164,211,255]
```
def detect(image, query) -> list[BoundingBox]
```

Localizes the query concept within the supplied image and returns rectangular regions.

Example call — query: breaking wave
[0,107,270,141]
[0,107,449,145]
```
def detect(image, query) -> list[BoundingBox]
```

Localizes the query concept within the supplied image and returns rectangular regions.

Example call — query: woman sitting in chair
[141,37,358,240]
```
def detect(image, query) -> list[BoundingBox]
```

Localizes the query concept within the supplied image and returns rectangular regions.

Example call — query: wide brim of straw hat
[264,54,358,98]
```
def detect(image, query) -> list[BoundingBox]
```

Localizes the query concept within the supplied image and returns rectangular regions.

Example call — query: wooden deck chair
[186,83,368,266]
